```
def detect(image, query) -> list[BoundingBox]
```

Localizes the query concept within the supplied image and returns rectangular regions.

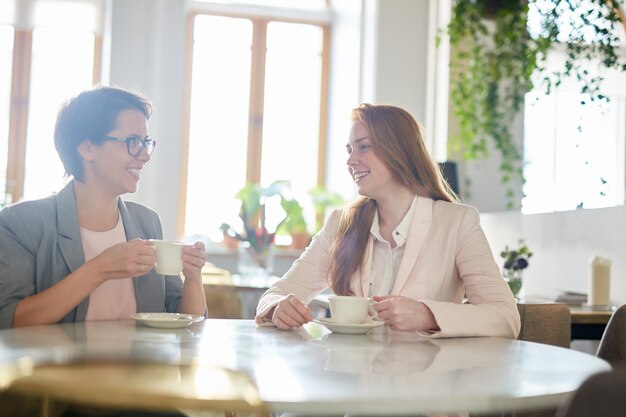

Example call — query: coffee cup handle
[368,301,380,321]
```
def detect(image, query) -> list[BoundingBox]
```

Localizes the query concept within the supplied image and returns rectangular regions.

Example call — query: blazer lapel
[118,199,143,241]
[56,181,90,320]
[56,182,85,273]
[391,197,433,294]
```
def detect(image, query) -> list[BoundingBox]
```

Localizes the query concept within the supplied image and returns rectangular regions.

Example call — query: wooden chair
[517,303,571,348]
[202,265,244,319]
[555,369,626,417]
[0,356,37,416]
[596,304,626,368]
[7,363,268,417]
[0,357,33,392]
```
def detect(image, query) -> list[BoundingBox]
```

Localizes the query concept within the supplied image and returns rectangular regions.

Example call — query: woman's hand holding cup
[181,241,206,282]
[92,239,156,281]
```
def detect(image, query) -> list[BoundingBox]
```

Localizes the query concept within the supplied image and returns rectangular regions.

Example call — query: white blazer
[256,197,521,339]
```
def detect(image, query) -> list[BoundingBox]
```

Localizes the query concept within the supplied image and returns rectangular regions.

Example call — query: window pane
[22,27,94,201]
[523,92,625,214]
[528,1,625,43]
[185,15,252,240]
[0,25,13,203]
[261,21,323,232]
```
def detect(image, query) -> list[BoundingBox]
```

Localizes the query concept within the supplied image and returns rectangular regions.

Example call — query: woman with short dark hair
[0,85,207,328]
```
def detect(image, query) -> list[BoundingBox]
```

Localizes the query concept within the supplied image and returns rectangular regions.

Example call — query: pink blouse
[82,215,136,321]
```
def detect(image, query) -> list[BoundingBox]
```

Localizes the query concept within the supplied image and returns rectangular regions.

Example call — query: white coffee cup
[329,296,371,324]
[151,240,187,275]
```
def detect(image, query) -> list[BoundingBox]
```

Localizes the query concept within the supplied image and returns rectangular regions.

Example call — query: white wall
[481,207,626,305]
[373,0,430,124]
[106,0,187,239]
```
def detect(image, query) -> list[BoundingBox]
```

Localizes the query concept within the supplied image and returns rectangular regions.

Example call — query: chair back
[0,357,33,390]
[9,363,269,417]
[517,303,571,348]
[555,369,626,417]
[202,265,244,319]
[596,304,626,367]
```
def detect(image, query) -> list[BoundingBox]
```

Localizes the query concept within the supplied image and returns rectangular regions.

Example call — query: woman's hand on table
[182,241,206,283]
[272,294,313,330]
[372,295,440,332]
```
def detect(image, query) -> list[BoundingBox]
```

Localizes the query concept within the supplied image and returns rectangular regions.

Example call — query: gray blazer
[0,182,183,328]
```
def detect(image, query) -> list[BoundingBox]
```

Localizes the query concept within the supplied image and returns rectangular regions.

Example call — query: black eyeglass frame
[98,135,157,157]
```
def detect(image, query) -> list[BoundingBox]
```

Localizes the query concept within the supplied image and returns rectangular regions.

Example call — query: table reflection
[0,319,611,416]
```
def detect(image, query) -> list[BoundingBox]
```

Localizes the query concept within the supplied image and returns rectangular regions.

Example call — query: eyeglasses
[98,135,157,157]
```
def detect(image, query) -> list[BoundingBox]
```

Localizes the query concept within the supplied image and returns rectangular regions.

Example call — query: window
[183,4,329,242]
[0,0,102,204]
[523,92,625,214]
[522,2,626,214]
[23,27,96,200]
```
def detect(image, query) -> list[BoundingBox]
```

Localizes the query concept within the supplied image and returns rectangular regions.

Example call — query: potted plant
[276,195,310,250]
[308,186,345,234]
[500,239,533,299]
[220,180,289,275]
[445,0,626,207]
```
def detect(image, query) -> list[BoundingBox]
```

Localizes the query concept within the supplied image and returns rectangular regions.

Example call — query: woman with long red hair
[256,103,520,338]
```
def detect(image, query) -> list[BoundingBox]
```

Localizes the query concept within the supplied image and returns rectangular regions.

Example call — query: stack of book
[554,291,587,305]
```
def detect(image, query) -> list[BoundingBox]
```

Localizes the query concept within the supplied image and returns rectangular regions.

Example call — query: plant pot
[290,232,311,250]
[503,269,524,300]
[222,234,240,250]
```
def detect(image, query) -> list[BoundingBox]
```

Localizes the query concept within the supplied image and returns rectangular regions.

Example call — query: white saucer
[131,312,204,329]
[313,318,384,335]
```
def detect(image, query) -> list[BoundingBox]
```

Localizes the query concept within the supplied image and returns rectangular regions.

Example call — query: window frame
[178,7,331,238]
[3,27,102,203]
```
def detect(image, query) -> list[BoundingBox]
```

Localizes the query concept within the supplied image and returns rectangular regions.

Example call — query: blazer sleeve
[420,206,521,339]
[0,206,38,329]
[255,210,340,325]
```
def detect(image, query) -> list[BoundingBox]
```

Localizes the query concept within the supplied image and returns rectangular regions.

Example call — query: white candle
[589,256,611,306]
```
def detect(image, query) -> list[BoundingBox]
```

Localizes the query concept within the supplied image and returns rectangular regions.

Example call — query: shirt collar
[370,195,418,246]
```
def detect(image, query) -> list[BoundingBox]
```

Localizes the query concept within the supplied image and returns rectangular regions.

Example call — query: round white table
[0,319,611,415]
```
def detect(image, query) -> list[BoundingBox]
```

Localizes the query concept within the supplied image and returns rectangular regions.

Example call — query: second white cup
[151,240,187,275]
[329,296,371,324]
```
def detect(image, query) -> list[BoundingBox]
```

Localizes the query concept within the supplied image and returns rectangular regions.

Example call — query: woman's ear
[77,139,97,162]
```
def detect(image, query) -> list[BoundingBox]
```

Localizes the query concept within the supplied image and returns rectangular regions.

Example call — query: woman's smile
[353,170,370,183]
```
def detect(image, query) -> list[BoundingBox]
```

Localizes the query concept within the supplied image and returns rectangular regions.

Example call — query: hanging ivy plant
[446,0,626,208]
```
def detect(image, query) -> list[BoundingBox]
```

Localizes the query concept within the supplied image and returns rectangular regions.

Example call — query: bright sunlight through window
[22,27,95,201]
[185,14,325,242]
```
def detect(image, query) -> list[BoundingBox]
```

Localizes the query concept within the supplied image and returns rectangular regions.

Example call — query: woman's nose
[136,147,151,162]
[347,152,357,166]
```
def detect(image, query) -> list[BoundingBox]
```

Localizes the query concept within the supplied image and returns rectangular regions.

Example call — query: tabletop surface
[569,306,615,324]
[0,319,611,415]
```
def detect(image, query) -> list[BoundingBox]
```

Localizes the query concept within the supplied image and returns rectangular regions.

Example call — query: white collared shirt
[368,196,417,297]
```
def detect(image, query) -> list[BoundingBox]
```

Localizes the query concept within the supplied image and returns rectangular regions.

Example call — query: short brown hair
[54,85,152,182]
